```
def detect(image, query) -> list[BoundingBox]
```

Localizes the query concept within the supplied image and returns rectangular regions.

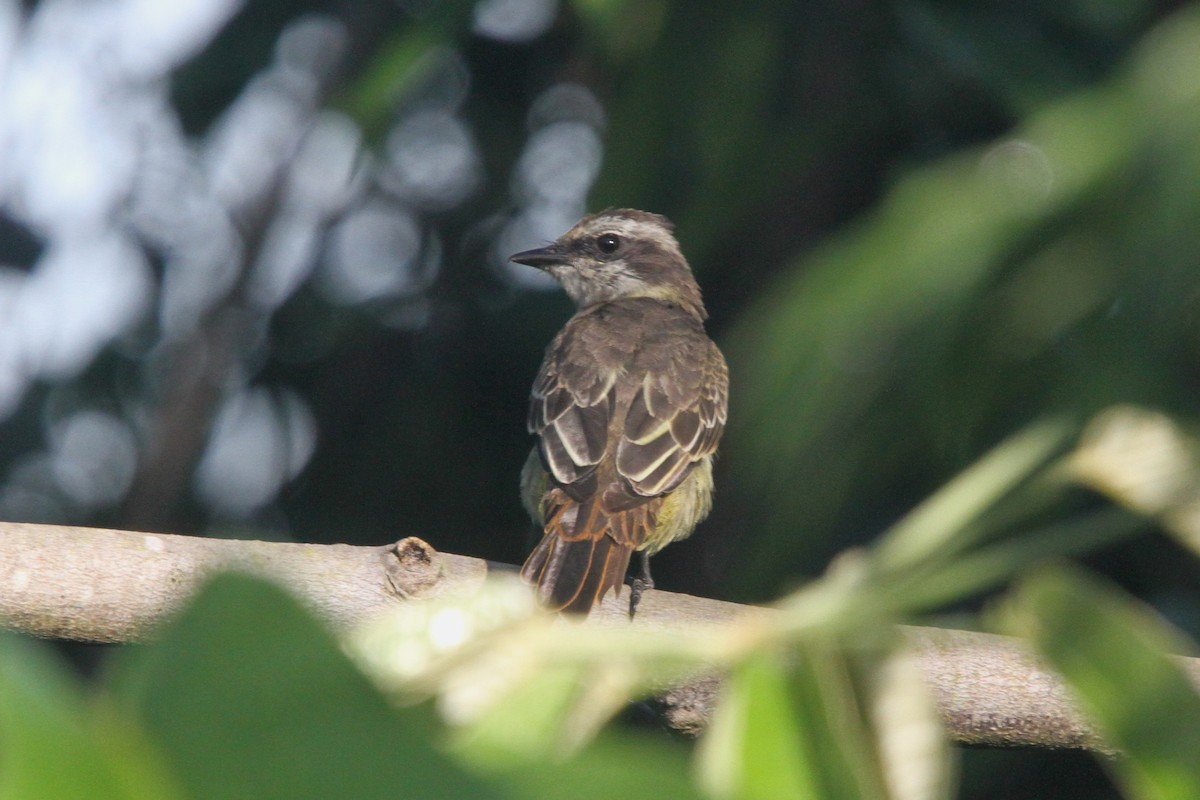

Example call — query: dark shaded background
[3,1,1200,796]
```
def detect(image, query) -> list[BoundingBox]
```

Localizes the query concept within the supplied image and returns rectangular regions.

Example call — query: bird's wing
[527,331,616,500]
[615,338,728,501]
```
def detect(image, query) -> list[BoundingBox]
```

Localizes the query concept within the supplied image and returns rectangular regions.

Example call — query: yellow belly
[520,448,714,554]
[644,455,713,553]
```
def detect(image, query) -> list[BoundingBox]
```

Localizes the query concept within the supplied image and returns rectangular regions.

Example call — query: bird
[509,208,728,615]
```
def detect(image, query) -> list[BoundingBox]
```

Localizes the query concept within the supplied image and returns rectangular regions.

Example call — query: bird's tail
[520,491,651,614]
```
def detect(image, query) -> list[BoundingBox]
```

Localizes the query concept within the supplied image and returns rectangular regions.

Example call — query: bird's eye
[596,233,621,254]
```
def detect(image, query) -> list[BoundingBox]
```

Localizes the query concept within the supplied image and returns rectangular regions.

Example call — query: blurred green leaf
[873,418,1072,575]
[891,507,1144,610]
[450,660,618,765]
[698,649,819,800]
[0,633,181,800]
[569,0,669,60]
[718,4,1200,595]
[1072,405,1200,557]
[1002,566,1200,800]
[348,574,697,766]
[108,573,500,800]
[896,1,1122,113]
[488,729,702,800]
[868,648,952,800]
[340,29,442,135]
[335,5,475,139]
[698,645,890,800]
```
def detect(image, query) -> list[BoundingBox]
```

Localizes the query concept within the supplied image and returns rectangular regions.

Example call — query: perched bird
[510,209,728,615]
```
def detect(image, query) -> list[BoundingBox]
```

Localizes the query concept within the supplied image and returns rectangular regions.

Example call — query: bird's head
[509,209,706,319]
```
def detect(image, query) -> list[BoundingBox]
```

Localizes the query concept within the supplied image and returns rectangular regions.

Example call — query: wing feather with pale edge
[616,339,727,499]
[527,335,615,494]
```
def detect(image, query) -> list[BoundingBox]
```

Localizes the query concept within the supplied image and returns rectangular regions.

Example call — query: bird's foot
[628,576,654,618]
[626,553,655,619]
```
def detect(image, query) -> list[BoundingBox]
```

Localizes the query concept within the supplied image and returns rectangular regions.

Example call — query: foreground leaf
[108,573,499,800]
[1002,567,1200,800]
[698,643,898,800]
[0,633,180,800]
[873,418,1072,575]
[1072,405,1200,556]
[490,730,702,800]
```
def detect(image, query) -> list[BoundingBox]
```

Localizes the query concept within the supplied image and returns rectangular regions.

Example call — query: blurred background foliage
[3,0,1200,796]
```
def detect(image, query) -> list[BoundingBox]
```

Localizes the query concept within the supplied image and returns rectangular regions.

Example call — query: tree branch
[0,520,1181,752]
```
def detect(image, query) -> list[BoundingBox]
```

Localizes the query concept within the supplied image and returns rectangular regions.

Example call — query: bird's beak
[508,243,566,269]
